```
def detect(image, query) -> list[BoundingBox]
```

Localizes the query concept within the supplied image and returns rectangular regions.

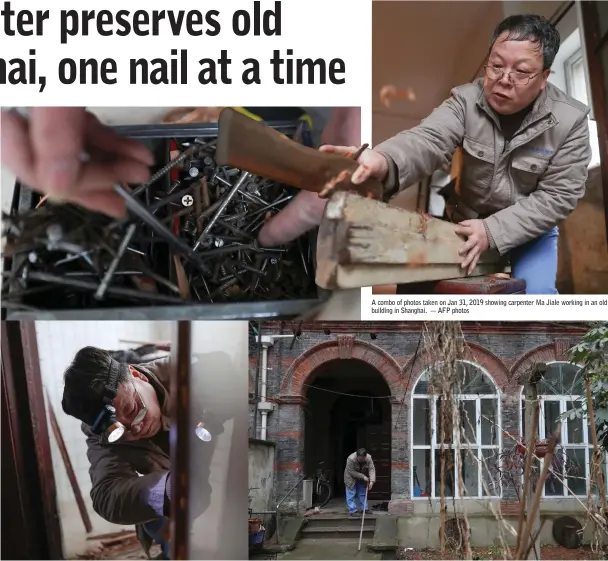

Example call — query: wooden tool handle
[215,108,383,199]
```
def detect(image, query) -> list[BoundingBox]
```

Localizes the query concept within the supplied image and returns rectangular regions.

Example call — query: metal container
[3,120,329,320]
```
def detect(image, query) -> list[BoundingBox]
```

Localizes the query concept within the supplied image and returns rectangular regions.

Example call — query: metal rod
[27,272,189,304]
[193,172,251,250]
[358,485,369,551]
[132,143,201,197]
[95,223,137,300]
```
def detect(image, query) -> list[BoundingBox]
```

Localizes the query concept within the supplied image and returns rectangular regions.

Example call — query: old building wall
[248,322,588,513]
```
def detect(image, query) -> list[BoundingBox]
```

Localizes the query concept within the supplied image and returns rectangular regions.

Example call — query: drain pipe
[259,334,292,440]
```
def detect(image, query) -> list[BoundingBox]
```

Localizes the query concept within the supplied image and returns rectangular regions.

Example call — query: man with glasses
[61,346,183,559]
[317,15,592,294]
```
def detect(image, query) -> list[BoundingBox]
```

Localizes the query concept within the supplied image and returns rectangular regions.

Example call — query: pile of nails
[2,133,317,312]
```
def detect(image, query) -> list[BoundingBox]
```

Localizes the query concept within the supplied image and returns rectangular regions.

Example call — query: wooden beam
[316,191,506,290]
[170,322,192,560]
[45,389,92,533]
[1,321,64,560]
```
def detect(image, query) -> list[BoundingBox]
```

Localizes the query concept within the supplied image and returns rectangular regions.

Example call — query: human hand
[363,475,369,483]
[258,107,362,247]
[368,481,374,490]
[454,219,489,275]
[1,107,154,218]
[318,145,388,185]
[257,146,387,247]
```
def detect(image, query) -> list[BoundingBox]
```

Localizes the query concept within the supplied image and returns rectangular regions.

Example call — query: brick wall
[248,322,586,507]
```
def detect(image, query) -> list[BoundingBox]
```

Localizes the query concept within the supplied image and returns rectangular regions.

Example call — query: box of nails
[2,117,329,320]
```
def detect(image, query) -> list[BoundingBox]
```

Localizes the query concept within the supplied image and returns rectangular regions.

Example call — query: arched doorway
[304,358,392,501]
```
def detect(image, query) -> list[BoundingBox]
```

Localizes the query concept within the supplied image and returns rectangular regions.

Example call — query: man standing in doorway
[344,448,376,517]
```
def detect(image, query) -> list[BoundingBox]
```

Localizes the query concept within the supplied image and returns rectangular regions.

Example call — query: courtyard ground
[397,544,607,560]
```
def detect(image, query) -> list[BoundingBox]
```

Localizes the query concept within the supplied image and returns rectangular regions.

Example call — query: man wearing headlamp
[61,346,211,560]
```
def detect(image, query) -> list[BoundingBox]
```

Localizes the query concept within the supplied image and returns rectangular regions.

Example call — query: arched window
[411,361,501,499]
[522,362,607,498]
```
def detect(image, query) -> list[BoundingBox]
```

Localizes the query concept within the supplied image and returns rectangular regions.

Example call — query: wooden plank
[87,530,137,541]
[99,533,137,547]
[170,322,192,561]
[46,389,92,533]
[316,192,506,290]
[1,322,64,560]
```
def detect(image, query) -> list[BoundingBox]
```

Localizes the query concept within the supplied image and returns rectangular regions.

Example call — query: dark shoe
[349,512,359,517]
[363,510,371,514]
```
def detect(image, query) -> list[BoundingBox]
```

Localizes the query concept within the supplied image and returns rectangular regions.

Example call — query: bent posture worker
[61,346,215,560]
[344,448,376,516]
[254,15,592,294]
[325,14,591,294]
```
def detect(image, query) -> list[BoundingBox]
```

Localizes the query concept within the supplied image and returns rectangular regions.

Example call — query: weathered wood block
[316,192,508,290]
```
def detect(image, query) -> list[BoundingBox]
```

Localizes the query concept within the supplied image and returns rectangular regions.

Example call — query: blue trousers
[509,226,559,295]
[143,518,170,559]
[346,480,368,514]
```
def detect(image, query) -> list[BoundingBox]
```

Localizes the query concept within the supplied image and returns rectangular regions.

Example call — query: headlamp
[89,357,129,442]
[91,404,126,443]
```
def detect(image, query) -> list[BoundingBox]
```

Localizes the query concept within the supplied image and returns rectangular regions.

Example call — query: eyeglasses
[484,65,541,85]
[125,377,147,430]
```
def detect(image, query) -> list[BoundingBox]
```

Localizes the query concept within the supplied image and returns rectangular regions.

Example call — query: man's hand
[257,146,386,247]
[362,475,369,483]
[454,219,489,275]
[368,481,374,490]
[1,108,154,218]
[319,145,388,185]
[258,107,362,247]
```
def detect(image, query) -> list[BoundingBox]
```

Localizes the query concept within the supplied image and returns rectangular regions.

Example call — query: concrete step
[306,516,376,529]
[301,525,375,539]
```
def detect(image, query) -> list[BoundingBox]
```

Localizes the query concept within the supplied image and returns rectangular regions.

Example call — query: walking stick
[358,483,369,552]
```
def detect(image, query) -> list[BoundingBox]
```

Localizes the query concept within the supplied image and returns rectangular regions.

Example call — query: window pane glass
[565,448,587,496]
[460,450,479,497]
[419,362,495,395]
[540,363,583,395]
[482,449,500,497]
[413,399,431,445]
[412,449,431,497]
[568,54,589,105]
[543,400,561,438]
[414,372,430,394]
[434,449,455,498]
[481,399,498,445]
[459,362,494,394]
[459,400,476,444]
[566,401,584,444]
[545,448,565,496]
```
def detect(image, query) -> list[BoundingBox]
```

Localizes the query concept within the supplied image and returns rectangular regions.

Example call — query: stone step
[306,516,376,529]
[301,525,375,539]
